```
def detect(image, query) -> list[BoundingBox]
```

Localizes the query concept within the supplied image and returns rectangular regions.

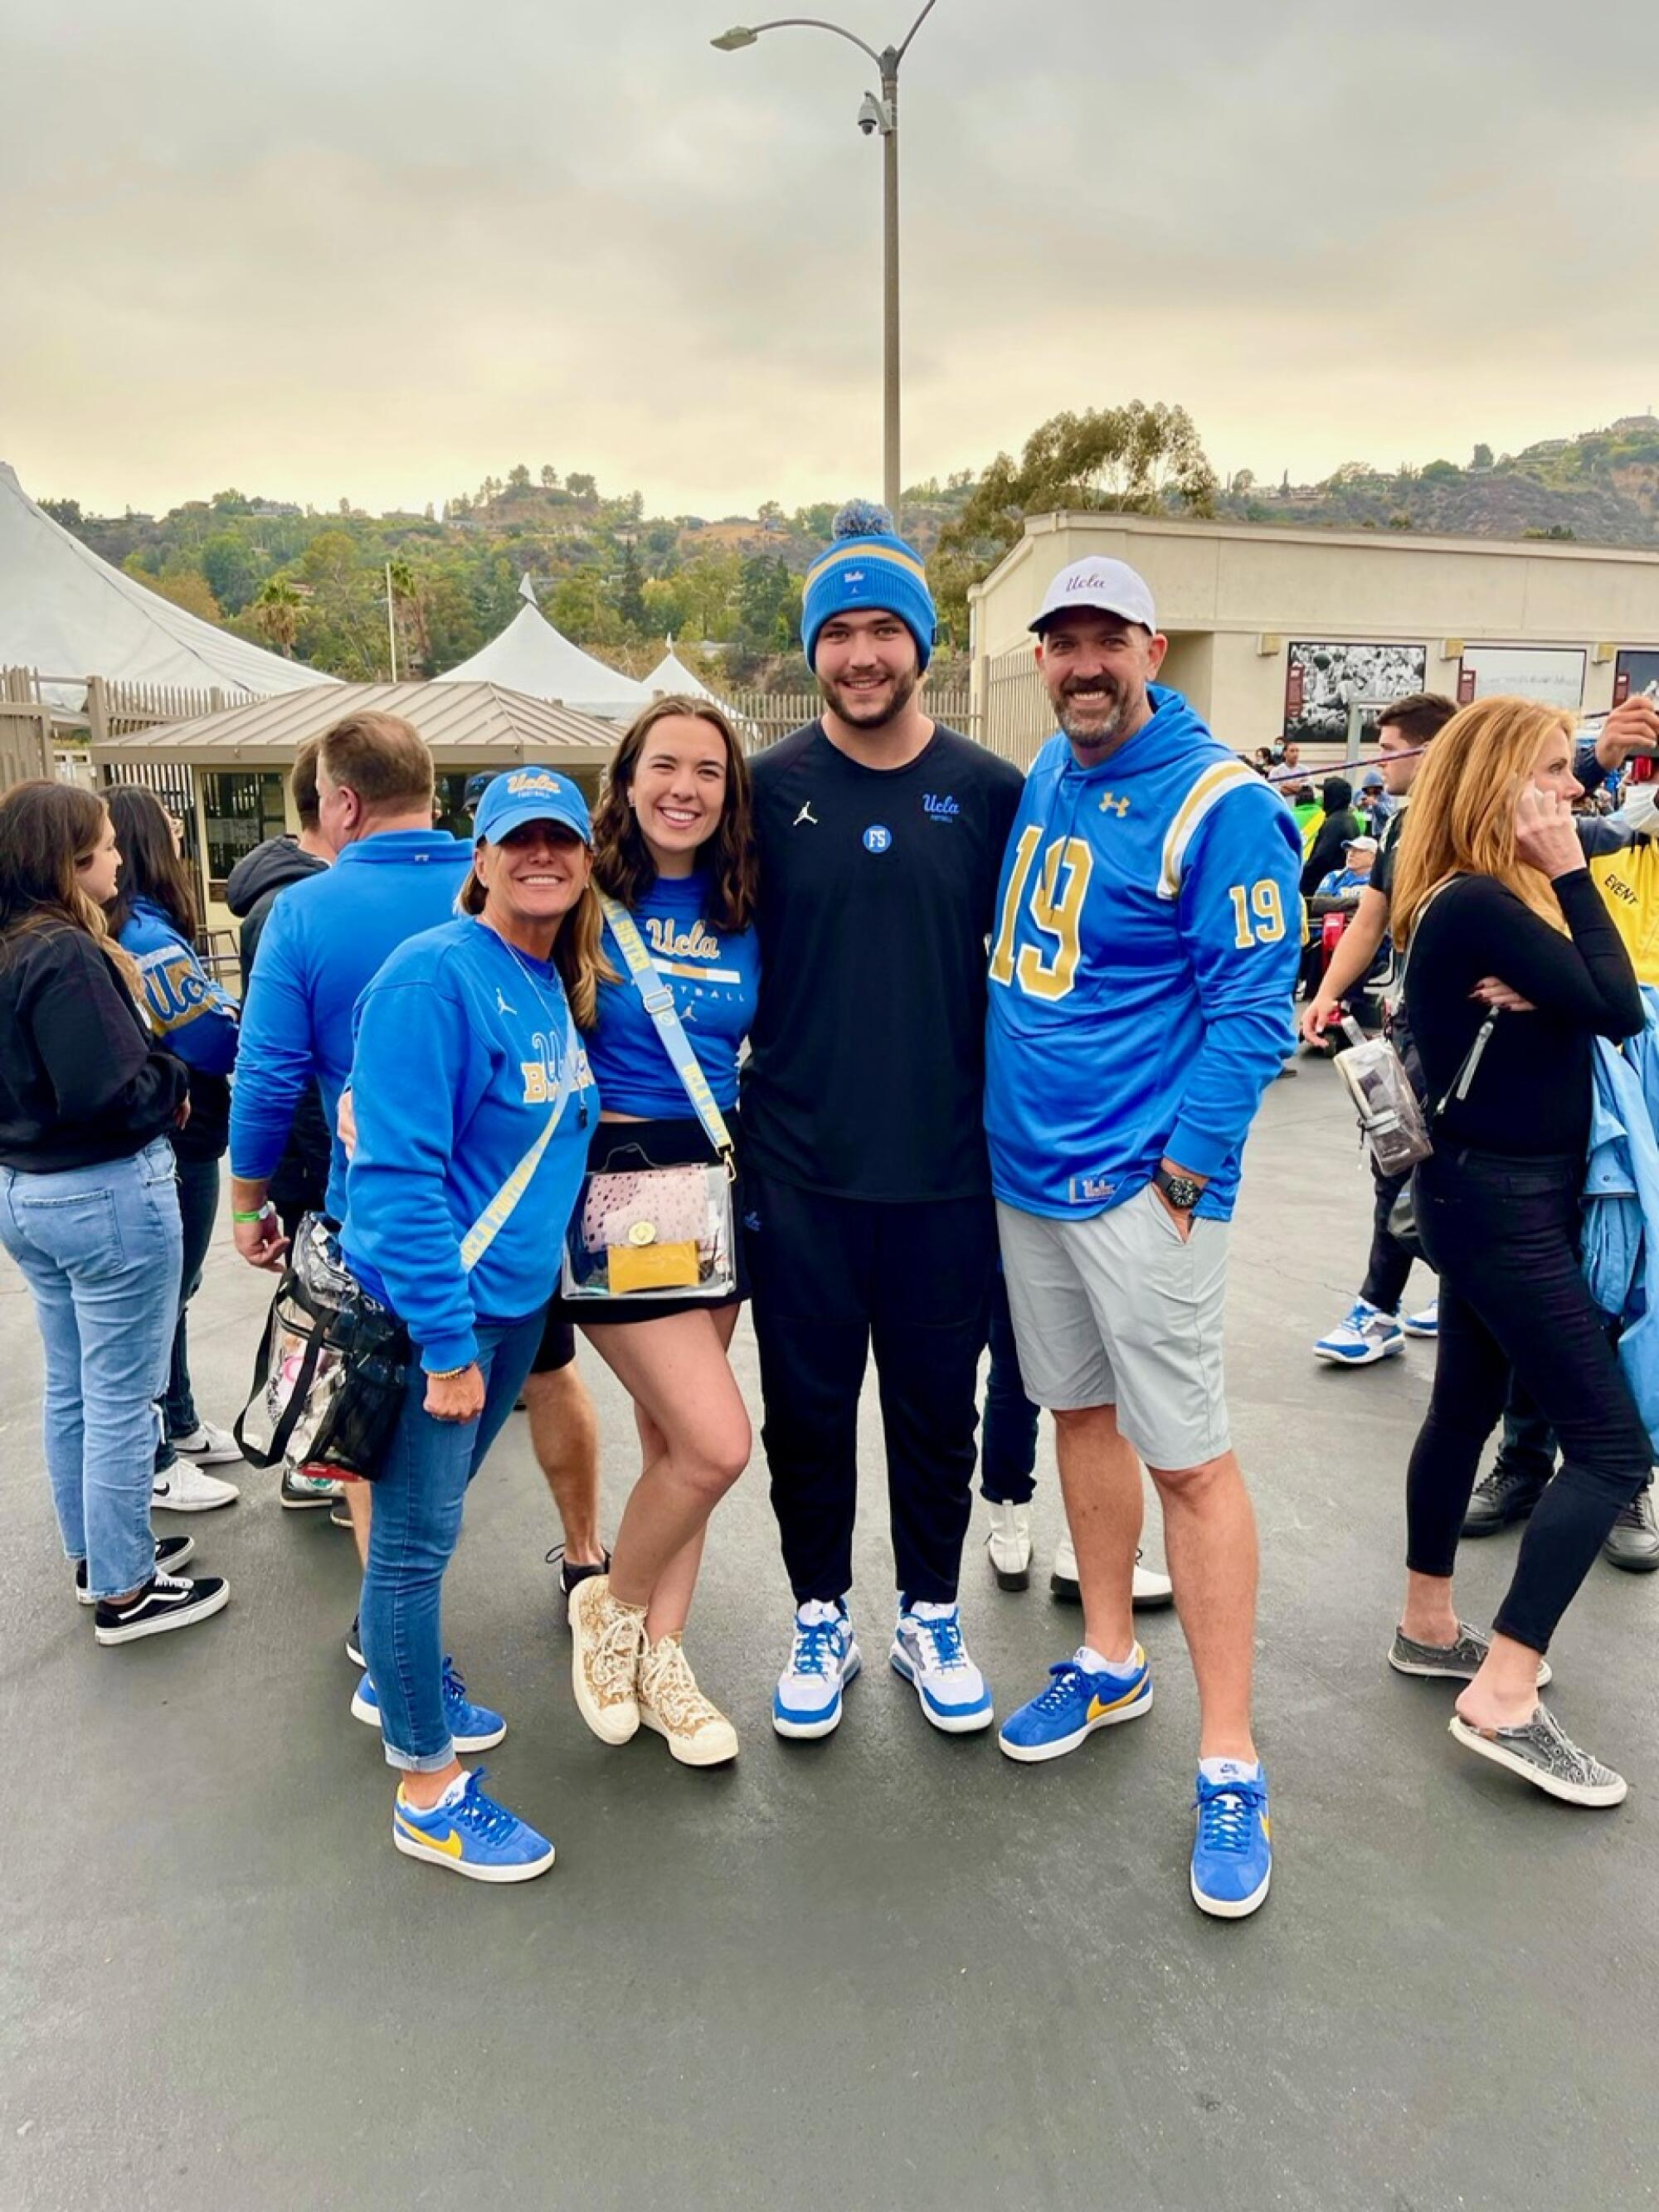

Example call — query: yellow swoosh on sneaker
[397,1811,463,1858]
[1085,1680,1145,1723]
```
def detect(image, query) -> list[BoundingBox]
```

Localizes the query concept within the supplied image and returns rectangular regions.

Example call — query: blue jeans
[980,1267,1039,1505]
[0,1139,182,1597]
[155,1148,221,1471]
[360,1310,547,1772]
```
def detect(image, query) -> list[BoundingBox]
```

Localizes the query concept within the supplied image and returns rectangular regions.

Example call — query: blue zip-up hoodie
[341,917,598,1371]
[229,829,472,1216]
[985,686,1302,1221]
[119,896,240,1075]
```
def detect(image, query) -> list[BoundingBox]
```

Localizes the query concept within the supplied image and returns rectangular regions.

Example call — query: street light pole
[713,1,941,523]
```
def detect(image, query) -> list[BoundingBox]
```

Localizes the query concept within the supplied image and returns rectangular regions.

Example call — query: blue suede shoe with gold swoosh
[997,1644,1153,1763]
[392,1768,556,1884]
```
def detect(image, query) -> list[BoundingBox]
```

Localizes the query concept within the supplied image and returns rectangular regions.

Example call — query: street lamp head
[711,25,759,50]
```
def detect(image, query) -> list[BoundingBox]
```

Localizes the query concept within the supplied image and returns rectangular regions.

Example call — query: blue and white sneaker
[392,1768,555,1884]
[1190,1762,1272,1920]
[1313,1297,1404,1368]
[1401,1299,1438,1339]
[998,1643,1153,1762]
[773,1600,862,1739]
[351,1655,508,1753]
[889,1601,995,1734]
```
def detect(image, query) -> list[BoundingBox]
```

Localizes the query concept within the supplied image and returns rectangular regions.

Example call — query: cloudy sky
[3,0,1657,519]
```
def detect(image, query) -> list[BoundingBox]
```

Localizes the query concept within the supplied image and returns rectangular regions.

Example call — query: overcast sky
[3,0,1657,520]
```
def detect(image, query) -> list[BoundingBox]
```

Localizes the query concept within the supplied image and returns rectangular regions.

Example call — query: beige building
[969,512,1659,767]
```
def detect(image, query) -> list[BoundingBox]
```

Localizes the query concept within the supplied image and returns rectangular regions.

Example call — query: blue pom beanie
[801,499,937,673]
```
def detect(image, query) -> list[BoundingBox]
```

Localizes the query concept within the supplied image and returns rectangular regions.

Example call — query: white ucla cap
[1030,557,1158,636]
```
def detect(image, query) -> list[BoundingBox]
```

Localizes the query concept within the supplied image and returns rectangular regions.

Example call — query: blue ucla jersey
[119,897,240,1075]
[587,872,758,1116]
[342,916,598,1372]
[985,686,1301,1222]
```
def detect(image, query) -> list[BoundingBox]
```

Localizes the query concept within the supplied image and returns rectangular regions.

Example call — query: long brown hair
[0,780,142,994]
[105,784,199,940]
[459,848,612,1033]
[1392,697,1574,946]
[591,695,757,931]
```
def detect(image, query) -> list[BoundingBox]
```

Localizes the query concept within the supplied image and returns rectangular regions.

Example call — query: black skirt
[552,1114,748,1327]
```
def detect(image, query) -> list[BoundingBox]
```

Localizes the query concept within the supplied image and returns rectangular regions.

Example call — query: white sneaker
[889,1602,995,1733]
[1051,1534,1175,1609]
[772,1600,862,1739]
[985,1501,1033,1590]
[1401,1299,1439,1339]
[1313,1297,1405,1367]
[150,1456,240,1513]
[168,1421,243,1466]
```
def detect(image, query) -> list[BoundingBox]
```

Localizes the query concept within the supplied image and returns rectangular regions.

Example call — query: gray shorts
[996,1186,1230,1472]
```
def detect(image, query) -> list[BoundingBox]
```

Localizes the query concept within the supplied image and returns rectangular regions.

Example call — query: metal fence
[725,686,975,751]
[979,649,1054,770]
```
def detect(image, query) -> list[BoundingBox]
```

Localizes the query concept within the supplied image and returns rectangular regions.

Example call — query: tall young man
[986,558,1301,1920]
[743,502,1024,1739]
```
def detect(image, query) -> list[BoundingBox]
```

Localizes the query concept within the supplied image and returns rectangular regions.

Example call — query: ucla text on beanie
[802,499,937,673]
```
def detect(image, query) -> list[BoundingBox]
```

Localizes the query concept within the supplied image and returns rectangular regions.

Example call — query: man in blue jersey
[986,559,1301,1921]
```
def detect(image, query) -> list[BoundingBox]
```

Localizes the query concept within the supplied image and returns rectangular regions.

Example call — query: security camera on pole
[712,2,941,522]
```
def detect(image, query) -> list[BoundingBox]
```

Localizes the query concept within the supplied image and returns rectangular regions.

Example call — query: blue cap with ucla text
[473,765,591,846]
[802,499,936,673]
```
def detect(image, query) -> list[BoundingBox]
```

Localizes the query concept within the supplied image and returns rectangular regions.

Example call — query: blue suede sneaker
[351,1655,508,1753]
[1190,1762,1272,1920]
[998,1644,1153,1762]
[392,1768,555,1884]
[889,1601,995,1733]
[773,1600,862,1739]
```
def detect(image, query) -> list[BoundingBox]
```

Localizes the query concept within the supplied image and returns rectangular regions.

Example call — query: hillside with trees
[38,411,1659,690]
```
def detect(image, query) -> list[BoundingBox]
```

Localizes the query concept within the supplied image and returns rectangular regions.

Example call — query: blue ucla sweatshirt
[985,686,1302,1222]
[119,894,241,1159]
[229,829,472,1215]
[341,916,598,1372]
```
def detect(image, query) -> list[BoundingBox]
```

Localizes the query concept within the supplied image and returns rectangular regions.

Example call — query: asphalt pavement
[2,1056,1656,2212]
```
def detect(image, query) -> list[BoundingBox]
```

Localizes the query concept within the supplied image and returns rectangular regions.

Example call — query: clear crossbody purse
[560,895,738,1304]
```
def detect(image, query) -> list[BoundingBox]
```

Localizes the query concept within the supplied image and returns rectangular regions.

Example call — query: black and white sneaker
[94,1572,230,1646]
[346,1614,364,1669]
[547,1545,611,1626]
[75,1534,195,1605]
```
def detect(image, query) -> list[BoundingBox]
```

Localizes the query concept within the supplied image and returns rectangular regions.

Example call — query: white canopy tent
[0,461,333,707]
[437,575,651,722]
[642,636,725,703]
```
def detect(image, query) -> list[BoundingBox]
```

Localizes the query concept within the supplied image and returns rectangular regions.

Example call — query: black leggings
[1406,1145,1652,1651]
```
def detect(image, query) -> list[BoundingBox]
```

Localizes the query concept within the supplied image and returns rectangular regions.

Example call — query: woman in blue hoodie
[107,786,243,1515]
[340,767,601,1884]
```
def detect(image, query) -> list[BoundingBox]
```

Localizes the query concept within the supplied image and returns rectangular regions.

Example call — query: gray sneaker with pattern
[1389,1622,1550,1687]
[1448,1705,1627,1807]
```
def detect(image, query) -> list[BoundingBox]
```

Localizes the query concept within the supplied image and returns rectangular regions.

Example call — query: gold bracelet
[426,1364,471,1381]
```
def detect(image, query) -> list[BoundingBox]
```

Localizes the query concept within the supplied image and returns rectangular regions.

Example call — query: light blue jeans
[360,1310,547,1772]
[0,1138,182,1597]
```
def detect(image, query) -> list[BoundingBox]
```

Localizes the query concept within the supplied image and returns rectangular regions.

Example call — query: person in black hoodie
[1299,774,1362,899]
[0,780,229,1645]
[224,738,333,1239]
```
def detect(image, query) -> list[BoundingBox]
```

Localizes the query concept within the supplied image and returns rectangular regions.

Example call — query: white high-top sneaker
[985,1500,1034,1590]
[1050,1534,1175,1609]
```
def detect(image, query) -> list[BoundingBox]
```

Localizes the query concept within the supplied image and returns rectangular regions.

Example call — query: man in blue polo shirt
[986,559,1301,1921]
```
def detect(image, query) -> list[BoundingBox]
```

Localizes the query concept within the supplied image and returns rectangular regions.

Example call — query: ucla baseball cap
[473,765,591,846]
[1343,834,1379,853]
[1030,557,1158,636]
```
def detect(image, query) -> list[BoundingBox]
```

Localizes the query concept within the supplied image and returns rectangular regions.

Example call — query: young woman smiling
[562,695,761,1767]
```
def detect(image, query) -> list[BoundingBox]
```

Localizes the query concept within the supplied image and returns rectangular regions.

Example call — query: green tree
[251,576,302,656]
[941,401,1217,568]
[200,529,265,614]
[566,472,598,503]
[507,464,532,492]
[540,464,558,489]
[617,540,648,633]
[1472,443,1494,470]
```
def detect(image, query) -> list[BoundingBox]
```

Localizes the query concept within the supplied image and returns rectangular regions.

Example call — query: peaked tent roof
[436,574,651,722]
[641,636,726,704]
[0,462,336,706]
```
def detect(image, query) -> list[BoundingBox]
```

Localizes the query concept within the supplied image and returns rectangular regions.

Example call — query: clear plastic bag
[562,1161,737,1304]
[1331,1019,1434,1176]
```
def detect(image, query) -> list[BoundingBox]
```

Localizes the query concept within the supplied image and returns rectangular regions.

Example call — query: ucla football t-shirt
[742,719,1024,1201]
[586,872,759,1117]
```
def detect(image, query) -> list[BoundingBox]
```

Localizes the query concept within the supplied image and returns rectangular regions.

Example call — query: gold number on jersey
[1227,879,1287,949]
[990,830,1094,1001]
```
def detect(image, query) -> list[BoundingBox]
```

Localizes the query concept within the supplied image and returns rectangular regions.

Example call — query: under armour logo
[1099,792,1131,817]
[794,802,819,827]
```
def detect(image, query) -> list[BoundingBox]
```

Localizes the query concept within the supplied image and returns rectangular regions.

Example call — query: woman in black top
[0,783,228,1646]
[1389,699,1648,1806]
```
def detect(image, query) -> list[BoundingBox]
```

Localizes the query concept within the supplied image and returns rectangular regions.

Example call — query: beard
[1053,676,1143,751]
[820,663,919,730]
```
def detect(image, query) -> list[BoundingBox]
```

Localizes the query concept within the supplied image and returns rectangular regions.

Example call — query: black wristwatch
[1154,1166,1204,1213]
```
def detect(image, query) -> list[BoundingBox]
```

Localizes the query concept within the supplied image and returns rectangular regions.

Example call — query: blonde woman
[562,697,759,1767]
[1389,698,1648,1806]
[340,768,602,1882]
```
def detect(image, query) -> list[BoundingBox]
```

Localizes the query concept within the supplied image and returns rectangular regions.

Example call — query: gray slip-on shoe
[1389,1621,1550,1687]
[1448,1706,1626,1808]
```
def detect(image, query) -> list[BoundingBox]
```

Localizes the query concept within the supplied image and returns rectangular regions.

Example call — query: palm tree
[387,557,432,675]
[251,576,301,657]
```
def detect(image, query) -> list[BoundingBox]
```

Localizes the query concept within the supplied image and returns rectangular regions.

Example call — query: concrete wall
[971,513,1659,751]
